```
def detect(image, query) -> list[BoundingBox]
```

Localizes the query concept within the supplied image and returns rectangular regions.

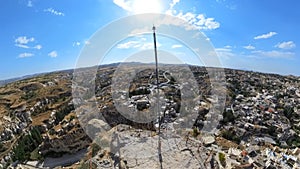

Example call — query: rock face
[86,119,111,138]
[39,127,91,155]
[89,124,215,169]
[119,136,203,169]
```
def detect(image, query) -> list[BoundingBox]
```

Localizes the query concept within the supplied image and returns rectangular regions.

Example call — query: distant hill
[0,74,43,87]
[0,69,75,87]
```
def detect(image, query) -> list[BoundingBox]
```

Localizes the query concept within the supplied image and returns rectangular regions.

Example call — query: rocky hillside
[0,69,92,168]
[0,63,300,169]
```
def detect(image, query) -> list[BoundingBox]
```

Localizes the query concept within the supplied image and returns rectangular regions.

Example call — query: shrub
[221,129,241,144]
[192,127,200,137]
[283,106,294,119]
[91,143,101,157]
[78,162,97,169]
[55,104,74,123]
[287,135,300,148]
[30,148,43,160]
[0,142,6,152]
[21,91,35,100]
[218,152,226,167]
[222,110,235,124]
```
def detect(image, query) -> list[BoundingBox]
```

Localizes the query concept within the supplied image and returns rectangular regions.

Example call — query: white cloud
[48,51,58,58]
[34,44,42,50]
[216,48,232,52]
[224,45,232,49]
[113,0,162,14]
[113,0,133,12]
[44,8,65,16]
[164,0,220,30]
[217,47,294,60]
[252,50,294,59]
[243,45,255,50]
[171,12,220,30]
[15,36,40,49]
[130,27,152,36]
[215,47,235,59]
[112,0,219,30]
[15,44,30,49]
[84,40,91,45]
[18,53,34,58]
[171,44,183,48]
[141,42,161,50]
[117,39,161,50]
[117,41,139,49]
[170,0,180,8]
[275,41,296,49]
[140,43,153,50]
[15,36,35,44]
[73,42,81,47]
[166,0,180,14]
[254,32,277,40]
[14,36,42,51]
[27,0,33,7]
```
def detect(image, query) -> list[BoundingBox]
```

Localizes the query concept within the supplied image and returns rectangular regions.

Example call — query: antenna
[153,25,163,169]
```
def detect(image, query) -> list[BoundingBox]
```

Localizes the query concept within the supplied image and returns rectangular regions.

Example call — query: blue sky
[1,0,300,80]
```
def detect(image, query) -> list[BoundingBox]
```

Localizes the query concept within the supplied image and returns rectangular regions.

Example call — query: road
[43,148,87,168]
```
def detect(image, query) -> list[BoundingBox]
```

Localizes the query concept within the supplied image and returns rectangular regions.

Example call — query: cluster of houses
[208,69,300,168]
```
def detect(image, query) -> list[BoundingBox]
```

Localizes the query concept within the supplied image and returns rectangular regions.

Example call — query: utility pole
[152,25,163,169]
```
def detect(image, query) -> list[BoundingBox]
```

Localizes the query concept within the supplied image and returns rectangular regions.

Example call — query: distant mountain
[0,74,44,87]
[0,69,75,87]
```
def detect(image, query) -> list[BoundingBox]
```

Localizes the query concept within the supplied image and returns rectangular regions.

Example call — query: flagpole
[153,25,163,169]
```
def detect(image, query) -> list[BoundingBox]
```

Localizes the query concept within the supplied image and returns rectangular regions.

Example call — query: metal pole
[152,25,160,133]
[153,25,163,169]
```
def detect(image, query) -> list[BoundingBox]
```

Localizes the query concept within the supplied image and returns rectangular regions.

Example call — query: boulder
[202,135,215,146]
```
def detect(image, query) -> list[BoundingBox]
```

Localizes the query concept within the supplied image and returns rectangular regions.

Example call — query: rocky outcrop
[89,124,217,169]
[39,127,91,155]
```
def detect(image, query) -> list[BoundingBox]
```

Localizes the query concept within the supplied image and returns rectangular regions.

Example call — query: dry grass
[216,137,239,149]
[31,112,51,126]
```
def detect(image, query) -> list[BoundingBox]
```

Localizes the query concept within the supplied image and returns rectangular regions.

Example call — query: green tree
[222,110,235,124]
[0,142,6,152]
[12,127,43,162]
[91,143,101,157]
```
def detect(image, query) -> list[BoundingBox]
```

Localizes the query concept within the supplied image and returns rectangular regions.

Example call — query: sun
[132,0,163,14]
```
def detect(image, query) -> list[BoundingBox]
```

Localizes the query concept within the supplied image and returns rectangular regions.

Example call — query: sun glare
[132,0,163,14]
